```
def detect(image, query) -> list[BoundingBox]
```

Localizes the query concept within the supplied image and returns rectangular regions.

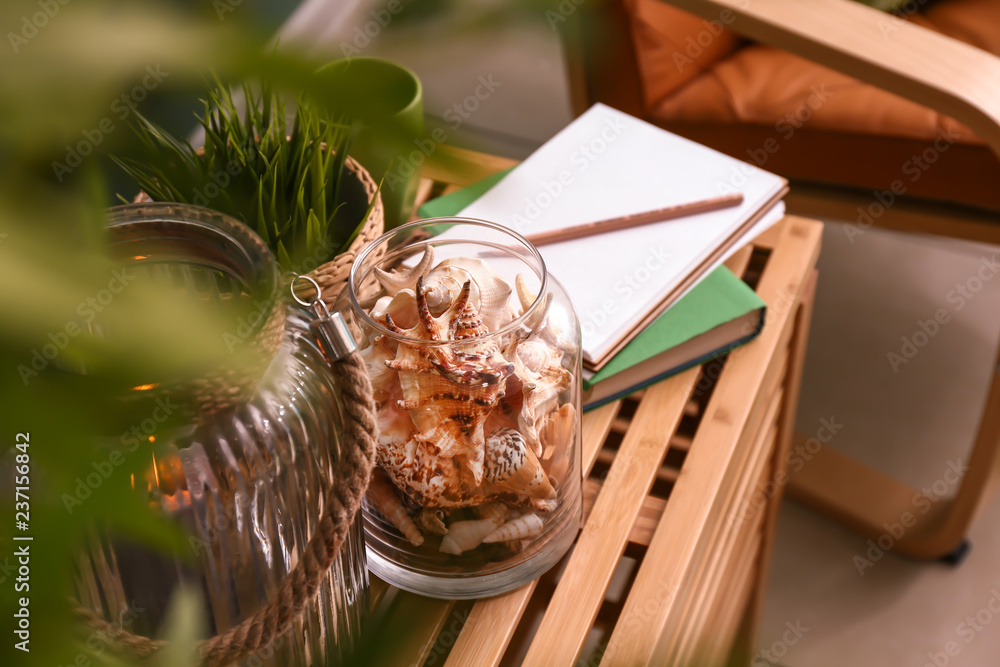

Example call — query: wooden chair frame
[565,0,1000,560]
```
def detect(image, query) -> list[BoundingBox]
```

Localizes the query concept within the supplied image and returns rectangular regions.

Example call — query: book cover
[581,266,765,409]
[454,103,786,370]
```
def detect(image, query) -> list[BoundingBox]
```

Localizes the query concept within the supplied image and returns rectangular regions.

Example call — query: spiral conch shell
[484,512,544,543]
[367,470,424,547]
[482,428,555,507]
[423,257,515,332]
[385,278,513,484]
[439,518,499,555]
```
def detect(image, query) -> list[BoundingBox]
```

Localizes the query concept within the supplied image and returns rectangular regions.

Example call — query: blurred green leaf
[150,587,207,667]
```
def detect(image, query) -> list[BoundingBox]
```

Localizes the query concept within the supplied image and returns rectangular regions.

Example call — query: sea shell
[473,501,510,525]
[370,289,418,330]
[484,407,520,439]
[377,435,476,508]
[376,396,413,450]
[415,507,449,536]
[439,518,501,555]
[431,257,514,332]
[513,339,572,454]
[540,403,576,484]
[374,246,434,296]
[360,335,399,402]
[386,278,514,484]
[483,512,544,543]
[377,426,557,510]
[420,265,476,317]
[438,502,509,554]
[482,428,556,509]
[368,256,570,524]
[515,273,536,316]
[367,470,424,546]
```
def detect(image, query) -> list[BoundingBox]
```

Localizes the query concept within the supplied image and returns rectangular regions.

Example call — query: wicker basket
[134,154,385,307]
[303,155,385,305]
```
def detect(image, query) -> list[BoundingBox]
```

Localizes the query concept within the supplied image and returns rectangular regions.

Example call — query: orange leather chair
[564,0,1000,560]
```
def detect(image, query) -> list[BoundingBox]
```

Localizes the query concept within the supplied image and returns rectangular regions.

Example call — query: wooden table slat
[363,593,456,667]
[701,528,765,665]
[581,400,622,477]
[694,484,770,665]
[669,413,782,665]
[442,581,538,667]
[521,368,701,666]
[581,479,669,548]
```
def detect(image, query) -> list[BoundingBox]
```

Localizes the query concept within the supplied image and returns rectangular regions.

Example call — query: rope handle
[76,283,378,666]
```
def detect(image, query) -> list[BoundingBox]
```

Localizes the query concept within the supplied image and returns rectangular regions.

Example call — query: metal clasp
[290,274,356,362]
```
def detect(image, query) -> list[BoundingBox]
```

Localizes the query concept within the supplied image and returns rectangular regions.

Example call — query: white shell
[483,428,556,504]
[374,246,434,296]
[421,265,477,316]
[483,513,544,543]
[369,289,418,329]
[367,472,423,546]
[513,339,571,454]
[439,518,500,555]
[360,336,398,402]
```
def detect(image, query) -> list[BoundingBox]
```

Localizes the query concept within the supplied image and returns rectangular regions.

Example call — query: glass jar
[339,218,582,599]
[73,203,369,666]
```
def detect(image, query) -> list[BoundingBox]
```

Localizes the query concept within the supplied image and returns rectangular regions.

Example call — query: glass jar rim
[103,202,285,402]
[347,217,549,345]
[105,202,281,325]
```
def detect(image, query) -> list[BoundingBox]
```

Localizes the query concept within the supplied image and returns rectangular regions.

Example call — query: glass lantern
[73,203,369,666]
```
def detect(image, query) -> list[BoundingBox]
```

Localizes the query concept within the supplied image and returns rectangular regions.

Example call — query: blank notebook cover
[456,103,786,370]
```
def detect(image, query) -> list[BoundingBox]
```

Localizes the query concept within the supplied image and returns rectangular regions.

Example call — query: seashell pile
[360,247,576,556]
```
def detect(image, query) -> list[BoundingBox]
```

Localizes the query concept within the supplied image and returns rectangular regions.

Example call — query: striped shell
[385,277,513,486]
[483,512,544,543]
[482,428,555,508]
[366,470,424,547]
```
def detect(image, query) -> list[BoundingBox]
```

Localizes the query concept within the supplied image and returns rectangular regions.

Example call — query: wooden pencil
[523,193,743,247]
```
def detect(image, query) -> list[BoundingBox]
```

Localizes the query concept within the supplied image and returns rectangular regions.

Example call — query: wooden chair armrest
[421,145,518,188]
[661,0,1000,157]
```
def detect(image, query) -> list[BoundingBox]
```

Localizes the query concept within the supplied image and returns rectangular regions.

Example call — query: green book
[417,169,767,410]
[417,168,512,219]
[579,267,764,408]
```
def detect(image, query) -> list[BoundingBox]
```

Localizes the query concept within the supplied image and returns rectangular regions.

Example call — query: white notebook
[456,103,787,370]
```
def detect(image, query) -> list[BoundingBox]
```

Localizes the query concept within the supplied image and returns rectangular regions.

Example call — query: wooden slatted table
[356,148,822,666]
